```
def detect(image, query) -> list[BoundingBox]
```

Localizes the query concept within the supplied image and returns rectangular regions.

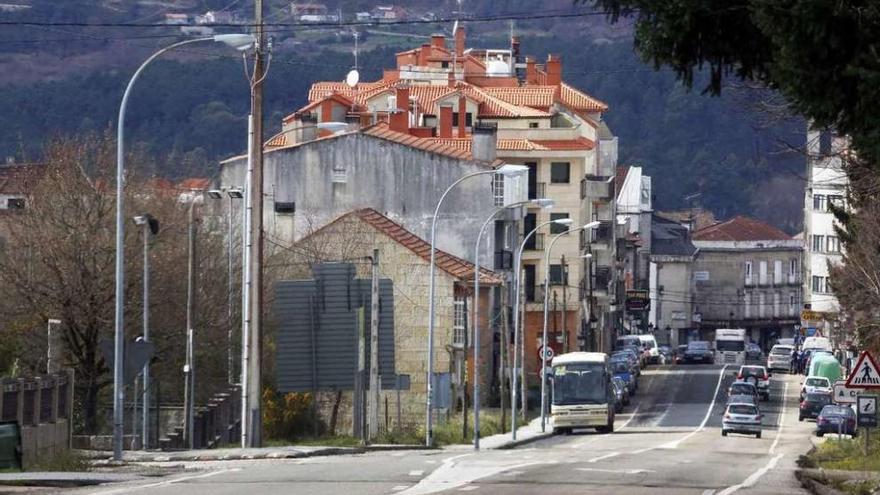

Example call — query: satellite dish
[346,69,360,88]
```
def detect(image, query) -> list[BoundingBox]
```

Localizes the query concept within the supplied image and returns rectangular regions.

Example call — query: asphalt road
[72,364,815,495]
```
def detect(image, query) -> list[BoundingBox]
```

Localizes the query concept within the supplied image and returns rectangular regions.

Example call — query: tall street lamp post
[510,216,573,439]
[539,221,600,432]
[425,164,529,447]
[472,198,554,450]
[132,214,159,448]
[113,34,255,460]
[208,187,244,385]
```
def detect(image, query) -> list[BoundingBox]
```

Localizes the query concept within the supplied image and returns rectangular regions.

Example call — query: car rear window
[689,342,709,350]
[806,378,829,387]
[821,406,852,416]
[807,393,832,404]
[771,346,792,355]
[741,367,764,377]
[728,404,757,415]
[730,384,756,394]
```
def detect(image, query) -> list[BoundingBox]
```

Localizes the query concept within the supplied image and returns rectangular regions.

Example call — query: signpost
[845,351,880,455]
[833,380,859,404]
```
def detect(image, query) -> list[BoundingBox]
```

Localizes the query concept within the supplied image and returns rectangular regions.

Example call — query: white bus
[549,352,615,434]
[714,328,747,365]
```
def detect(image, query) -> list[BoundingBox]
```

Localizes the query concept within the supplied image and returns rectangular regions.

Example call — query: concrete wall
[220,133,502,266]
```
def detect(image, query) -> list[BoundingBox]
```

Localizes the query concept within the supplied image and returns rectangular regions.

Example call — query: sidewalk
[0,472,141,487]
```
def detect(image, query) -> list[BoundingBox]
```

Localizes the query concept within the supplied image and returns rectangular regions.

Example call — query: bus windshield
[552,362,607,406]
[716,340,745,352]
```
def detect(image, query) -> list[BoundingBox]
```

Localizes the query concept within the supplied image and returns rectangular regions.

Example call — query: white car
[722,402,763,438]
[767,345,793,372]
[801,376,833,399]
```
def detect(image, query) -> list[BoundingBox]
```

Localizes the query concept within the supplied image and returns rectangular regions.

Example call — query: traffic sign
[857,395,878,428]
[833,380,859,404]
[801,309,824,322]
[846,351,880,389]
[538,345,554,361]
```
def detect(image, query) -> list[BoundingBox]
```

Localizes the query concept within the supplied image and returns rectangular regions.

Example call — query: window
[441,61,449,68]
[550,213,570,234]
[813,194,827,211]
[812,276,827,294]
[759,261,768,285]
[550,162,571,183]
[451,112,473,128]
[744,292,751,318]
[773,260,783,285]
[789,258,798,282]
[773,292,781,317]
[744,261,753,285]
[789,293,798,316]
[758,293,766,317]
[549,264,568,285]
[6,198,24,209]
[529,122,539,129]
[828,195,845,209]
[453,297,466,347]
[812,235,825,253]
[827,236,840,253]
[492,172,505,206]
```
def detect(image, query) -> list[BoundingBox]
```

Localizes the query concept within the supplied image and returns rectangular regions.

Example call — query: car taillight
[724,414,731,420]
[755,415,762,421]
[763,373,769,380]
[737,373,743,379]
[818,418,827,424]
[848,419,856,426]
[800,402,807,409]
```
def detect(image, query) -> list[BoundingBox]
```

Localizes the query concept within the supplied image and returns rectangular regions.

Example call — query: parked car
[612,376,631,407]
[728,381,759,400]
[799,392,833,421]
[737,365,770,400]
[611,359,637,395]
[658,345,673,364]
[816,404,858,437]
[683,341,714,364]
[746,343,763,361]
[675,345,689,364]
[613,348,642,375]
[722,402,763,438]
[767,344,794,372]
[611,377,627,412]
[800,376,833,400]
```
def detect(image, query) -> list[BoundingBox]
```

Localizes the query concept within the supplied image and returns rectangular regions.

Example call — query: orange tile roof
[352,208,502,284]
[481,86,557,109]
[560,83,608,112]
[307,81,392,102]
[428,137,594,152]
[693,216,793,242]
[265,132,288,148]
[362,123,504,164]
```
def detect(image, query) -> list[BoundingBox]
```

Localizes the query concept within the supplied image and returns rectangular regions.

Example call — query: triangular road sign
[846,351,880,388]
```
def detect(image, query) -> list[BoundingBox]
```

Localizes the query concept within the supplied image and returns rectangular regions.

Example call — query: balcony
[594,266,612,292]
[580,175,613,200]
[589,221,613,249]
[494,250,513,270]
[525,233,545,251]
[529,181,546,201]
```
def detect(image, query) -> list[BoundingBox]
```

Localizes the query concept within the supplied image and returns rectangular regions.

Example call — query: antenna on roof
[352,30,359,72]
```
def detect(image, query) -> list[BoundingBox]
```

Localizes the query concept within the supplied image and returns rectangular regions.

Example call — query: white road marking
[90,468,241,495]
[409,470,425,476]
[458,486,479,491]
[769,382,789,455]
[570,405,642,449]
[587,452,621,463]
[716,453,783,495]
[701,490,716,495]
[576,467,656,475]
[392,486,410,492]
[661,365,728,449]
[503,471,524,476]
[398,459,552,495]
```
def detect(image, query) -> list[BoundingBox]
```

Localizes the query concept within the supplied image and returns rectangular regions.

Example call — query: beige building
[289,208,501,430]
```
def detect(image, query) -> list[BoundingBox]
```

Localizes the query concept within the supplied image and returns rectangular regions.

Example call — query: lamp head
[530,198,554,209]
[207,189,223,199]
[48,319,61,325]
[213,33,256,51]
[132,214,152,226]
[496,164,529,177]
[552,218,574,225]
[583,221,601,229]
[227,187,244,199]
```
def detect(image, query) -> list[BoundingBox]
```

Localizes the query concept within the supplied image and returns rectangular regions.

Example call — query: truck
[715,328,747,365]
[549,352,615,434]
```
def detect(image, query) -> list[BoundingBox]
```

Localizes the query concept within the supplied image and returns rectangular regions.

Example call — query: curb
[491,432,554,450]
[795,469,847,495]
[89,444,436,464]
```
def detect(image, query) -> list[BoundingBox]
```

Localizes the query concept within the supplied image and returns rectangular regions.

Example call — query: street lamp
[539,221,600,432]
[472,198,554,450]
[46,319,61,374]
[207,187,244,385]
[511,216,573,439]
[425,163,528,447]
[113,33,254,460]
[132,213,159,448]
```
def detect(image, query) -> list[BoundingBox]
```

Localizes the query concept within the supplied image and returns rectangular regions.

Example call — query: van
[803,336,832,353]
[637,335,660,364]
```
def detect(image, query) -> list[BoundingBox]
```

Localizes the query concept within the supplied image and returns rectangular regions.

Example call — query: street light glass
[496,164,529,177]
[207,189,224,199]
[583,220,601,229]
[213,34,256,51]
[552,218,574,225]
[227,188,244,199]
[530,198,554,208]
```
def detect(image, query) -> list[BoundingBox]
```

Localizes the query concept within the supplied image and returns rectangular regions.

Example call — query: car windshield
[689,342,709,350]
[806,378,829,387]
[806,394,832,404]
[717,340,746,352]
[771,347,792,355]
[552,362,607,406]
[728,404,757,415]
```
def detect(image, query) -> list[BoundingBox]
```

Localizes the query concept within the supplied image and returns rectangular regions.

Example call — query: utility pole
[562,255,567,354]
[246,0,266,448]
[183,200,198,449]
[368,249,380,441]
[520,281,526,421]
[499,285,508,434]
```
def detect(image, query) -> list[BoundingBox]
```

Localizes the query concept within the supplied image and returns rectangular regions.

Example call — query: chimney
[320,98,334,122]
[431,34,445,50]
[448,71,456,88]
[389,86,410,133]
[458,95,467,137]
[439,105,453,138]
[345,113,361,131]
[300,114,318,142]
[511,36,521,78]
[525,56,537,85]
[454,25,465,59]
[418,43,431,66]
[471,122,497,162]
[546,54,562,87]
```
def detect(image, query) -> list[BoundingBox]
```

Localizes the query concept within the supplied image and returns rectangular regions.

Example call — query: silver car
[722,402,763,438]
[767,345,793,372]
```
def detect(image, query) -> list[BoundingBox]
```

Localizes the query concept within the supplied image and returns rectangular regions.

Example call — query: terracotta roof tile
[559,83,608,112]
[362,123,503,164]
[482,86,557,109]
[692,216,792,242]
[615,166,630,194]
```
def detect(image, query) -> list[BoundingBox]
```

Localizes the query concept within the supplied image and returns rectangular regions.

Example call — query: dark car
[675,345,689,364]
[611,359,637,395]
[746,343,763,360]
[683,341,714,364]
[612,376,631,407]
[658,345,673,364]
[816,405,857,437]
[799,392,833,421]
[611,377,627,413]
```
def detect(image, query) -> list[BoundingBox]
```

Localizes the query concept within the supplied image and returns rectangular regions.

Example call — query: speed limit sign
[538,345,554,361]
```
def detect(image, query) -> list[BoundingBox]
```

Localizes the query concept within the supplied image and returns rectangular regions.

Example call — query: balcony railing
[494,250,513,270]
[580,176,613,200]
[594,266,612,291]
[525,233,545,251]
[529,181,546,200]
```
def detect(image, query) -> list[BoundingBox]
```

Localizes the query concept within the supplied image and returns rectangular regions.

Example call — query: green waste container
[0,422,22,470]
